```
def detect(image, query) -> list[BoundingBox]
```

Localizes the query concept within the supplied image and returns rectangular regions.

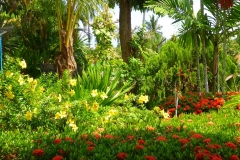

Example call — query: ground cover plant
[0,58,239,160]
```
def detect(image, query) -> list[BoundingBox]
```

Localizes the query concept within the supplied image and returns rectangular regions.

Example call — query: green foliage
[74,63,134,106]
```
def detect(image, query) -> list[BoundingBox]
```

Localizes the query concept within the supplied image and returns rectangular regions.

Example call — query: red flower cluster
[117,152,128,160]
[52,155,63,160]
[156,136,167,142]
[54,139,62,145]
[225,142,237,150]
[137,139,145,145]
[219,0,233,9]
[145,155,156,160]
[229,155,239,160]
[32,149,44,157]
[135,145,145,150]
[191,133,204,139]
[104,134,114,139]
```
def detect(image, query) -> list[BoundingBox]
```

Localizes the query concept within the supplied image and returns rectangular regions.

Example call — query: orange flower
[146,126,155,131]
[32,149,44,157]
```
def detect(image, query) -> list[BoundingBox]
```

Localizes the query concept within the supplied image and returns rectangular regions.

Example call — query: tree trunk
[193,24,201,95]
[200,1,209,93]
[212,41,219,93]
[222,9,227,96]
[119,0,132,63]
[56,30,77,78]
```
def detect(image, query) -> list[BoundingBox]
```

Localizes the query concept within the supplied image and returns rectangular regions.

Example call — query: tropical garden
[0,0,239,159]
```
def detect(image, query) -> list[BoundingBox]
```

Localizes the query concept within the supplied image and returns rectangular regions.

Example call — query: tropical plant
[55,0,104,78]
[74,62,134,106]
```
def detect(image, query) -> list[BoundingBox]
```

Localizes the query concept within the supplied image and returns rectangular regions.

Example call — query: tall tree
[108,0,147,63]
[146,0,202,94]
[200,0,209,93]
[55,0,103,77]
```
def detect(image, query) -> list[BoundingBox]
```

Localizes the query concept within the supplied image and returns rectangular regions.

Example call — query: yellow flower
[39,86,45,93]
[19,60,27,69]
[138,95,149,104]
[103,116,110,123]
[25,111,33,121]
[91,89,98,97]
[57,94,62,102]
[7,85,12,90]
[124,94,129,101]
[71,124,78,132]
[55,110,67,119]
[109,109,117,116]
[32,79,37,86]
[5,91,14,99]
[55,112,61,119]
[27,77,33,83]
[69,89,75,96]
[67,118,76,128]
[5,70,13,77]
[163,112,170,118]
[92,101,99,111]
[33,108,37,114]
[18,76,24,85]
[69,79,77,86]
[100,92,108,100]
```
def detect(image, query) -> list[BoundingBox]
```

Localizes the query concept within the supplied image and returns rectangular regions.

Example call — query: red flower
[229,155,239,160]
[203,138,211,144]
[172,134,180,139]
[54,139,62,145]
[52,155,63,160]
[65,137,73,142]
[32,149,44,157]
[145,155,156,160]
[135,145,144,150]
[126,135,134,140]
[137,139,145,145]
[194,146,202,153]
[206,144,222,150]
[86,141,95,147]
[225,142,237,149]
[156,136,167,142]
[104,134,114,139]
[87,146,94,151]
[208,154,222,160]
[192,133,204,139]
[179,138,190,146]
[94,133,101,140]
[117,152,128,160]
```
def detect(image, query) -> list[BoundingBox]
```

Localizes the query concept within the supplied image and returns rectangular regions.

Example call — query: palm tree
[146,0,202,94]
[145,15,162,34]
[55,0,104,78]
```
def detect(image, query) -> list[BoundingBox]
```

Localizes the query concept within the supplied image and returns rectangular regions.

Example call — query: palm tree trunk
[193,24,201,95]
[119,0,132,63]
[56,30,77,78]
[200,1,209,93]
[222,9,227,96]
